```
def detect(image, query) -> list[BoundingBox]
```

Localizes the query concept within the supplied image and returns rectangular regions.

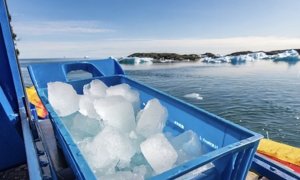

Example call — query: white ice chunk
[170,130,202,164]
[94,96,136,132]
[129,131,145,153]
[106,83,140,114]
[183,93,203,100]
[136,99,167,138]
[273,49,300,62]
[63,113,102,142]
[140,133,178,174]
[118,57,153,65]
[78,95,99,119]
[48,81,79,117]
[83,79,107,98]
[230,54,254,63]
[249,52,268,60]
[80,126,136,173]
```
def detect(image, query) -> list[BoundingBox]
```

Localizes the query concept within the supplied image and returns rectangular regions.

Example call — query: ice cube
[94,96,136,132]
[83,79,107,98]
[106,83,140,114]
[78,95,99,119]
[170,130,202,164]
[129,131,145,153]
[136,99,168,138]
[140,133,178,174]
[47,81,79,117]
[79,138,118,175]
[62,113,102,142]
[132,164,154,179]
[133,165,147,178]
[79,126,136,173]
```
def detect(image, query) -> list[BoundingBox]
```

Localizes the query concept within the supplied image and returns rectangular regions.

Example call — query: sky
[7,0,300,58]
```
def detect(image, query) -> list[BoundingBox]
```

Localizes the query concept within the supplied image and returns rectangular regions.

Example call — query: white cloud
[13,20,114,35]
[16,36,300,58]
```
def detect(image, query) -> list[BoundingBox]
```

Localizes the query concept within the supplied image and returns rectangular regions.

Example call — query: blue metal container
[0,0,27,170]
[28,60,263,180]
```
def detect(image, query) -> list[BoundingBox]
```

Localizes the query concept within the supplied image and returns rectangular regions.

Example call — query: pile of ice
[118,57,154,65]
[272,49,300,62]
[47,80,206,179]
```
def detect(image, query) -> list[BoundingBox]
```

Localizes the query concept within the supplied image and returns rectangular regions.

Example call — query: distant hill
[264,49,300,55]
[226,51,253,56]
[225,49,300,57]
[128,53,200,61]
[128,49,300,62]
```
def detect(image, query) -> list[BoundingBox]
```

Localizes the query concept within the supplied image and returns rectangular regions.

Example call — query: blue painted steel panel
[0,0,26,170]
[0,1,42,178]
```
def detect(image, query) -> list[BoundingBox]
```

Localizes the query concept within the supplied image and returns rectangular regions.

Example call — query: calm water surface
[20,59,300,147]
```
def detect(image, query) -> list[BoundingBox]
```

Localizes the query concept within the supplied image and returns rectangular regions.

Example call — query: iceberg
[183,93,203,100]
[248,52,268,60]
[230,54,254,64]
[118,57,153,65]
[202,51,269,64]
[273,49,300,62]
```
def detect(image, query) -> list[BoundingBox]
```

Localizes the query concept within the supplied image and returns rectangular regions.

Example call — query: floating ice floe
[202,50,300,64]
[248,52,268,60]
[118,57,154,65]
[273,49,300,62]
[184,93,203,100]
[230,54,255,64]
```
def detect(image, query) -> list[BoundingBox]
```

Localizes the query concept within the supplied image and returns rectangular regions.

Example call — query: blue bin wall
[0,88,26,170]
[29,60,262,180]
[0,0,26,170]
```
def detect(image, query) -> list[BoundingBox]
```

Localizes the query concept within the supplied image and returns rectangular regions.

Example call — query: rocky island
[128,53,200,62]
[117,49,300,65]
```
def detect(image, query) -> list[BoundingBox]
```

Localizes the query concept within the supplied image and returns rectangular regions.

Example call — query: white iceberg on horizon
[118,57,153,65]
[248,52,268,60]
[273,49,300,62]
[230,54,255,64]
